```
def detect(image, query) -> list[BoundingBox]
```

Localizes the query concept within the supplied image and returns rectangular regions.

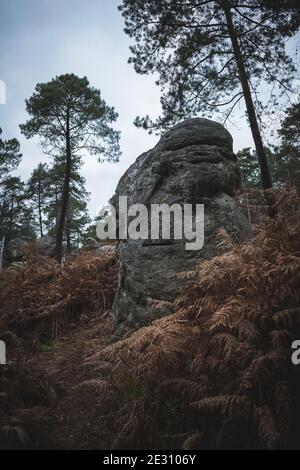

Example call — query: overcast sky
[0,0,298,217]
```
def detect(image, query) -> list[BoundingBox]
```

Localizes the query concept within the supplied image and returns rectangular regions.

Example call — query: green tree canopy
[278,98,300,149]
[0,176,34,240]
[238,147,286,188]
[276,97,300,191]
[120,0,299,195]
[26,163,52,238]
[0,128,22,180]
[238,98,300,191]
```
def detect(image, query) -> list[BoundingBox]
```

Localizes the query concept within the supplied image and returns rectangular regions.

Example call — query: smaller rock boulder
[5,238,28,263]
[36,236,56,257]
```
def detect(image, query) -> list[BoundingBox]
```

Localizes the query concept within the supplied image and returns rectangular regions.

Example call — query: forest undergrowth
[1,191,300,449]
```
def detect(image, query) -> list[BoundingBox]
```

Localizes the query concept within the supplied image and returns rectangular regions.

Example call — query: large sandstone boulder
[112,118,251,327]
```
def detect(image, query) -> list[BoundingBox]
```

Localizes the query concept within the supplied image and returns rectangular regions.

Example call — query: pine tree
[0,176,34,240]
[20,73,120,262]
[276,97,300,191]
[42,155,91,252]
[0,133,29,241]
[238,147,286,188]
[119,0,299,196]
[26,163,52,238]
[0,128,22,181]
[278,98,300,149]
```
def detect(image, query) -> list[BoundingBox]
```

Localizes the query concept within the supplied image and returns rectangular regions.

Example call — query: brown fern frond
[241,350,288,392]
[181,432,204,450]
[146,298,173,312]
[255,406,280,450]
[272,309,300,329]
[159,378,209,401]
[209,299,242,330]
[191,395,253,419]
[176,270,196,280]
[71,379,112,397]
[273,381,291,444]
[215,228,235,251]
[270,329,292,350]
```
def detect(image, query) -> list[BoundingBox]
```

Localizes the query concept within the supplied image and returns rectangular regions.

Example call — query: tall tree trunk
[66,229,71,254]
[66,201,71,254]
[56,113,71,263]
[55,184,59,230]
[38,181,43,238]
[8,193,15,241]
[221,0,276,215]
[0,192,7,230]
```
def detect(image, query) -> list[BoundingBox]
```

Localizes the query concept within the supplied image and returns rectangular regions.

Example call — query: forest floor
[6,313,124,449]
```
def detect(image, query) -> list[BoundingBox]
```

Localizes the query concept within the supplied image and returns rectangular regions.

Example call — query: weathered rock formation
[4,238,28,264]
[4,236,57,264]
[112,118,251,327]
[36,236,57,257]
